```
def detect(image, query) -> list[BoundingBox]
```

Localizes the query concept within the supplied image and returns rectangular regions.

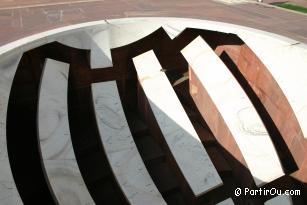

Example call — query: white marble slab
[56,30,92,50]
[239,33,307,139]
[91,81,166,205]
[0,53,23,205]
[90,29,113,69]
[216,198,235,205]
[181,36,284,186]
[108,20,164,49]
[0,16,306,205]
[56,27,113,69]
[107,19,185,48]
[38,58,94,205]
[265,195,292,205]
[133,50,222,197]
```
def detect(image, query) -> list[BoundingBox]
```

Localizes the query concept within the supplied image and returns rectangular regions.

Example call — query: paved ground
[0,0,306,46]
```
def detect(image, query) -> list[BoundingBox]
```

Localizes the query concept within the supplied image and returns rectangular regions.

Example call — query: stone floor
[0,0,306,46]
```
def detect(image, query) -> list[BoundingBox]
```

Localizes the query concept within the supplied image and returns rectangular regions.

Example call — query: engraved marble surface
[181,36,284,186]
[56,30,92,50]
[91,81,166,205]
[239,32,307,139]
[265,195,292,205]
[56,26,113,69]
[108,19,166,48]
[0,17,306,205]
[216,198,235,205]
[38,58,94,205]
[133,50,222,197]
[0,53,23,205]
[90,28,113,69]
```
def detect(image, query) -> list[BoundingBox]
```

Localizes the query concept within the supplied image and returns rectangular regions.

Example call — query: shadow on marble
[181,36,284,187]
[0,53,23,205]
[1,18,306,204]
[92,80,167,205]
[133,50,223,197]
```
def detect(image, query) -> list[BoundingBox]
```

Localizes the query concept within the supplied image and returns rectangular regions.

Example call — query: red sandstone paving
[0,0,104,9]
[0,0,306,46]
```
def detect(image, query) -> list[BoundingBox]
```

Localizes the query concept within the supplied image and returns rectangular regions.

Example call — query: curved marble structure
[181,36,284,186]
[0,17,307,205]
[38,58,95,205]
[92,81,166,205]
[133,50,222,196]
[0,52,23,205]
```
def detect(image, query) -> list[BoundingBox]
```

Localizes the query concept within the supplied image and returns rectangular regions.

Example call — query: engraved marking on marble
[38,58,94,205]
[237,107,267,136]
[0,53,23,204]
[181,36,284,186]
[239,33,307,139]
[133,50,222,197]
[92,81,166,205]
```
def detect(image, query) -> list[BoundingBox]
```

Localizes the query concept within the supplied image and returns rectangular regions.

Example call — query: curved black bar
[67,47,128,205]
[6,42,85,205]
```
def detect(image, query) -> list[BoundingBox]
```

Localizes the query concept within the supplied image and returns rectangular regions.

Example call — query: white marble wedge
[181,36,284,186]
[216,198,235,205]
[265,195,292,205]
[133,50,222,197]
[91,80,166,205]
[56,27,112,69]
[56,30,92,50]
[0,53,23,205]
[90,29,113,69]
[38,58,94,205]
[108,20,164,49]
